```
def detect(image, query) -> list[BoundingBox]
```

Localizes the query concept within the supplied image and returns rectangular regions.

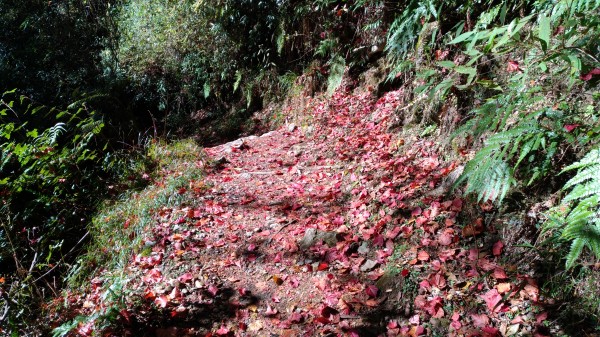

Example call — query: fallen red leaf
[536,311,548,324]
[154,295,169,308]
[265,305,278,316]
[144,290,156,300]
[208,285,218,297]
[314,316,330,324]
[317,262,329,271]
[481,289,505,313]
[492,241,504,256]
[289,312,303,323]
[564,124,580,132]
[216,325,230,335]
[482,326,500,336]
[178,272,193,283]
[507,60,521,72]
[471,313,490,327]
[438,232,453,246]
[580,68,600,81]
[365,284,379,298]
[493,267,508,279]
[417,250,430,261]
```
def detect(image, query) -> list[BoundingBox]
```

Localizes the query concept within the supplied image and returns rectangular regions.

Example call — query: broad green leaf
[27,129,39,138]
[449,31,475,44]
[436,61,455,69]
[203,82,210,98]
[432,79,453,99]
[455,66,477,84]
[477,80,503,91]
[538,14,551,52]
[499,2,507,24]
[233,71,242,92]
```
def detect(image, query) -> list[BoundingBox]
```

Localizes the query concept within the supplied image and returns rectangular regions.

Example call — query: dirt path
[68,89,552,337]
[181,92,412,336]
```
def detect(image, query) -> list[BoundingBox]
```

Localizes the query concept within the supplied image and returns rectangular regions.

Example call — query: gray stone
[230,139,245,149]
[299,228,317,249]
[299,228,338,249]
[360,259,378,272]
[261,131,277,138]
[357,241,369,255]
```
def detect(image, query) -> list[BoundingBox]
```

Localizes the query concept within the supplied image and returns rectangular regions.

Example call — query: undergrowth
[52,139,206,336]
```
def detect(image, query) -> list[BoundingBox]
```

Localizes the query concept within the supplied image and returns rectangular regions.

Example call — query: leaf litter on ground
[55,88,552,337]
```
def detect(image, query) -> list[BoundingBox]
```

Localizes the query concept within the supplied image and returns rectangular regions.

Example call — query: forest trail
[76,89,551,336]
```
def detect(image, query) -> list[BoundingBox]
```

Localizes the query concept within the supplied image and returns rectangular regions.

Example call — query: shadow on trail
[117,287,259,336]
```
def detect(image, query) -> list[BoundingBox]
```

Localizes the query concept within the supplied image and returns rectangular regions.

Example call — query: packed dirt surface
[67,89,554,336]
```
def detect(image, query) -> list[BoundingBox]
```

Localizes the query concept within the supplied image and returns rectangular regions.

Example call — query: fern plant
[386,0,438,61]
[556,148,600,268]
[455,107,562,204]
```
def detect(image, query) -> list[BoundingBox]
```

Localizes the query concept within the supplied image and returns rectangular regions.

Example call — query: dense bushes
[0,90,149,330]
[382,0,599,268]
[0,0,113,105]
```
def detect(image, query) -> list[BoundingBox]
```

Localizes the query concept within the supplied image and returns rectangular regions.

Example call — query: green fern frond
[565,238,586,269]
[455,123,543,204]
[562,149,600,203]
[564,223,600,269]
[385,0,438,74]
[457,143,516,204]
[562,148,600,172]
[556,147,600,268]
[36,122,66,146]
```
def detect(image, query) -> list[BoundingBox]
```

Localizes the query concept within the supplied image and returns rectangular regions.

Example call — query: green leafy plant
[0,90,147,333]
[448,0,599,204]
[386,0,439,62]
[555,148,600,268]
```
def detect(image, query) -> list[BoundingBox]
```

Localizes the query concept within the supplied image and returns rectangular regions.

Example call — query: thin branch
[33,231,90,283]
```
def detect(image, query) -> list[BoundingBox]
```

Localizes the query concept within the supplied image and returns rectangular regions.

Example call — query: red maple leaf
[208,284,218,297]
[580,68,600,81]
[216,325,230,335]
[471,313,490,327]
[365,285,379,297]
[178,272,193,284]
[481,289,506,313]
[154,295,169,308]
[264,305,278,316]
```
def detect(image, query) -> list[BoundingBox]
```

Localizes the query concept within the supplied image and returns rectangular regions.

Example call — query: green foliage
[386,0,438,63]
[0,90,148,332]
[449,0,599,204]
[555,148,600,268]
[0,0,113,105]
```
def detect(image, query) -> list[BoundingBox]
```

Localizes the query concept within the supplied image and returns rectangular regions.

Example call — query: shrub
[0,90,148,331]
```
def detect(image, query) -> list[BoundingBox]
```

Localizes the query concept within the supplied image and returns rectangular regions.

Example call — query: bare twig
[33,231,90,283]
